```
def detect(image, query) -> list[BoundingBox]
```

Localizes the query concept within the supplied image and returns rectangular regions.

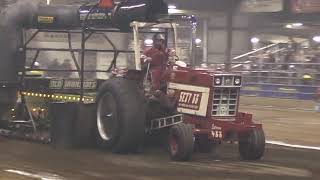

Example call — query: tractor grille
[212,88,239,117]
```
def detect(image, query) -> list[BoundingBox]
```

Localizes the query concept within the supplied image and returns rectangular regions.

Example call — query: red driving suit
[143,47,168,90]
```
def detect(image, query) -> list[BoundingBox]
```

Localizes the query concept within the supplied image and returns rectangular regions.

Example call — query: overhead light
[151,28,160,31]
[292,22,303,27]
[313,36,320,43]
[285,23,303,29]
[168,9,179,14]
[168,5,177,9]
[144,39,153,46]
[250,37,260,44]
[285,24,293,28]
[195,38,202,44]
[46,0,50,5]
[80,10,90,13]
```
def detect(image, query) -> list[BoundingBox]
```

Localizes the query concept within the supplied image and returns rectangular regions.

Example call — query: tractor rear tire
[0,103,10,128]
[238,128,265,160]
[168,123,194,161]
[95,78,146,153]
[0,103,12,122]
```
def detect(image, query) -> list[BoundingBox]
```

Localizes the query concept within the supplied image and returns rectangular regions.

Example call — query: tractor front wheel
[168,123,194,161]
[238,128,265,160]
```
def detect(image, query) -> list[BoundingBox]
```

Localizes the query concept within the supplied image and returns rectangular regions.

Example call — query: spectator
[47,59,60,77]
[282,52,294,70]
[264,54,276,70]
[301,63,317,84]
[61,59,73,78]
[310,53,320,71]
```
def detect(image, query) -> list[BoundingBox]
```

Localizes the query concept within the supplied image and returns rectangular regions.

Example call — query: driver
[142,33,169,91]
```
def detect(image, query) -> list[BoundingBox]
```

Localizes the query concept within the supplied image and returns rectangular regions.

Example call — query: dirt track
[0,97,319,180]
[0,140,319,180]
[240,96,320,146]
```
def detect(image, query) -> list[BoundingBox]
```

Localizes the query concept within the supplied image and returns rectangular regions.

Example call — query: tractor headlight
[234,77,241,85]
[214,77,222,86]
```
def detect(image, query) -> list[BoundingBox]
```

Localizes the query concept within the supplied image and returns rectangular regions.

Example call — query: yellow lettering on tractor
[38,16,54,24]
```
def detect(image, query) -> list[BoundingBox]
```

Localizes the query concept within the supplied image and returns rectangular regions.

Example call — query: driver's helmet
[153,33,165,41]
[175,61,187,67]
[200,63,208,68]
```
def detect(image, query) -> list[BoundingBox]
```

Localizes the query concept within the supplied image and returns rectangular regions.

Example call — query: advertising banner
[291,0,320,13]
[240,0,284,12]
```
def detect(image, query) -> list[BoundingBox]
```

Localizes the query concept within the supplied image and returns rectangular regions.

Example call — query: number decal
[179,92,184,102]
[192,94,200,104]
[187,93,192,103]
[177,91,203,111]
[179,92,190,103]
[211,131,223,139]
[179,92,201,105]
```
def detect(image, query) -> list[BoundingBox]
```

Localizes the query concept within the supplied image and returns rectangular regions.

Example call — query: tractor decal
[178,91,202,110]
[168,83,210,117]
[211,123,223,139]
[49,79,97,90]
[211,130,223,139]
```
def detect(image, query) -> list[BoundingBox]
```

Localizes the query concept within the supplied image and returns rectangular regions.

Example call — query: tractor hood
[170,67,242,88]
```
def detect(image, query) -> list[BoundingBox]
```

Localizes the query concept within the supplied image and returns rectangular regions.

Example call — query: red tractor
[132,18,265,160]
[126,20,265,160]
[167,68,265,160]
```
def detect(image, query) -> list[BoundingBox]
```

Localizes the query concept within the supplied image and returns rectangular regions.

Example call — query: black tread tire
[49,102,77,149]
[168,123,194,161]
[95,78,146,153]
[49,103,95,148]
[239,128,265,160]
[0,103,11,128]
[0,103,13,122]
[73,103,96,148]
